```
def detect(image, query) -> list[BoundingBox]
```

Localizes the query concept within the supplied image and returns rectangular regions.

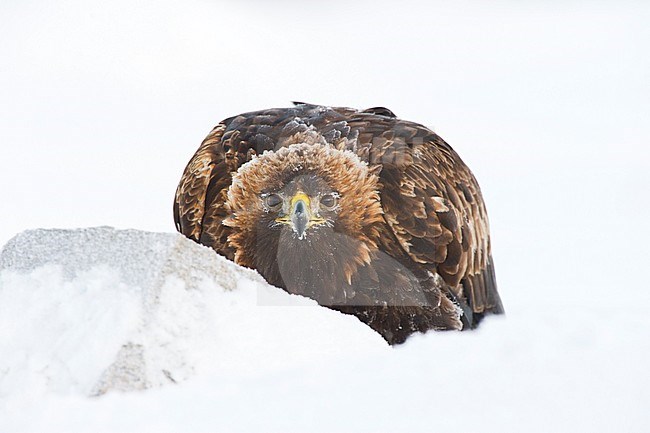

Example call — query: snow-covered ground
[1,1,649,432]
[1,227,648,433]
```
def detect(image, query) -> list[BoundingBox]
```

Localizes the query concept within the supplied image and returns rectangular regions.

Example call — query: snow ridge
[0,227,385,399]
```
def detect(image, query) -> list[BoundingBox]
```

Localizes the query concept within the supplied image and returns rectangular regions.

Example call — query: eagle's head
[223,143,385,303]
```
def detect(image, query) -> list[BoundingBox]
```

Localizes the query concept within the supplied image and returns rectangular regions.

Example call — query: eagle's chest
[259,229,356,305]
[252,228,435,309]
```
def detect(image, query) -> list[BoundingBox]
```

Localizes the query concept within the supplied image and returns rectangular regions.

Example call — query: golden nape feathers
[174,103,503,344]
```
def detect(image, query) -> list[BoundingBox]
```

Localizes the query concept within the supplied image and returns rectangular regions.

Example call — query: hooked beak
[291,197,309,239]
[276,192,325,239]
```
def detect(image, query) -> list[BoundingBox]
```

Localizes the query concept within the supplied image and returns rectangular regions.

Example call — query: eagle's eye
[319,192,339,210]
[264,193,283,211]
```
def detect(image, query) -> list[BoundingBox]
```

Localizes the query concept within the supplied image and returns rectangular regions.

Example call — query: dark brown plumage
[174,103,504,344]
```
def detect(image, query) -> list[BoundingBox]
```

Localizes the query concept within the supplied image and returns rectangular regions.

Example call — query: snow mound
[0,227,386,398]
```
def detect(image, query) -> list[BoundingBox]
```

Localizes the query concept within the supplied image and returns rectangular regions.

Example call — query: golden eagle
[174,103,503,344]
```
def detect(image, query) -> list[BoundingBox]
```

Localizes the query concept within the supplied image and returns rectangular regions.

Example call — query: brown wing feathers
[345,117,503,325]
[173,123,227,241]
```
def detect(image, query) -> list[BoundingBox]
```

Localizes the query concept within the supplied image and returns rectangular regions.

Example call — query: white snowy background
[1,1,649,432]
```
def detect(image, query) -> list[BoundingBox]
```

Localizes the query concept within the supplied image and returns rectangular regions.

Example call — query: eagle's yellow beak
[275,192,326,239]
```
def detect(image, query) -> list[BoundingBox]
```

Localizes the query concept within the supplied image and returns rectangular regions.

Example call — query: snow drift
[0,227,385,398]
